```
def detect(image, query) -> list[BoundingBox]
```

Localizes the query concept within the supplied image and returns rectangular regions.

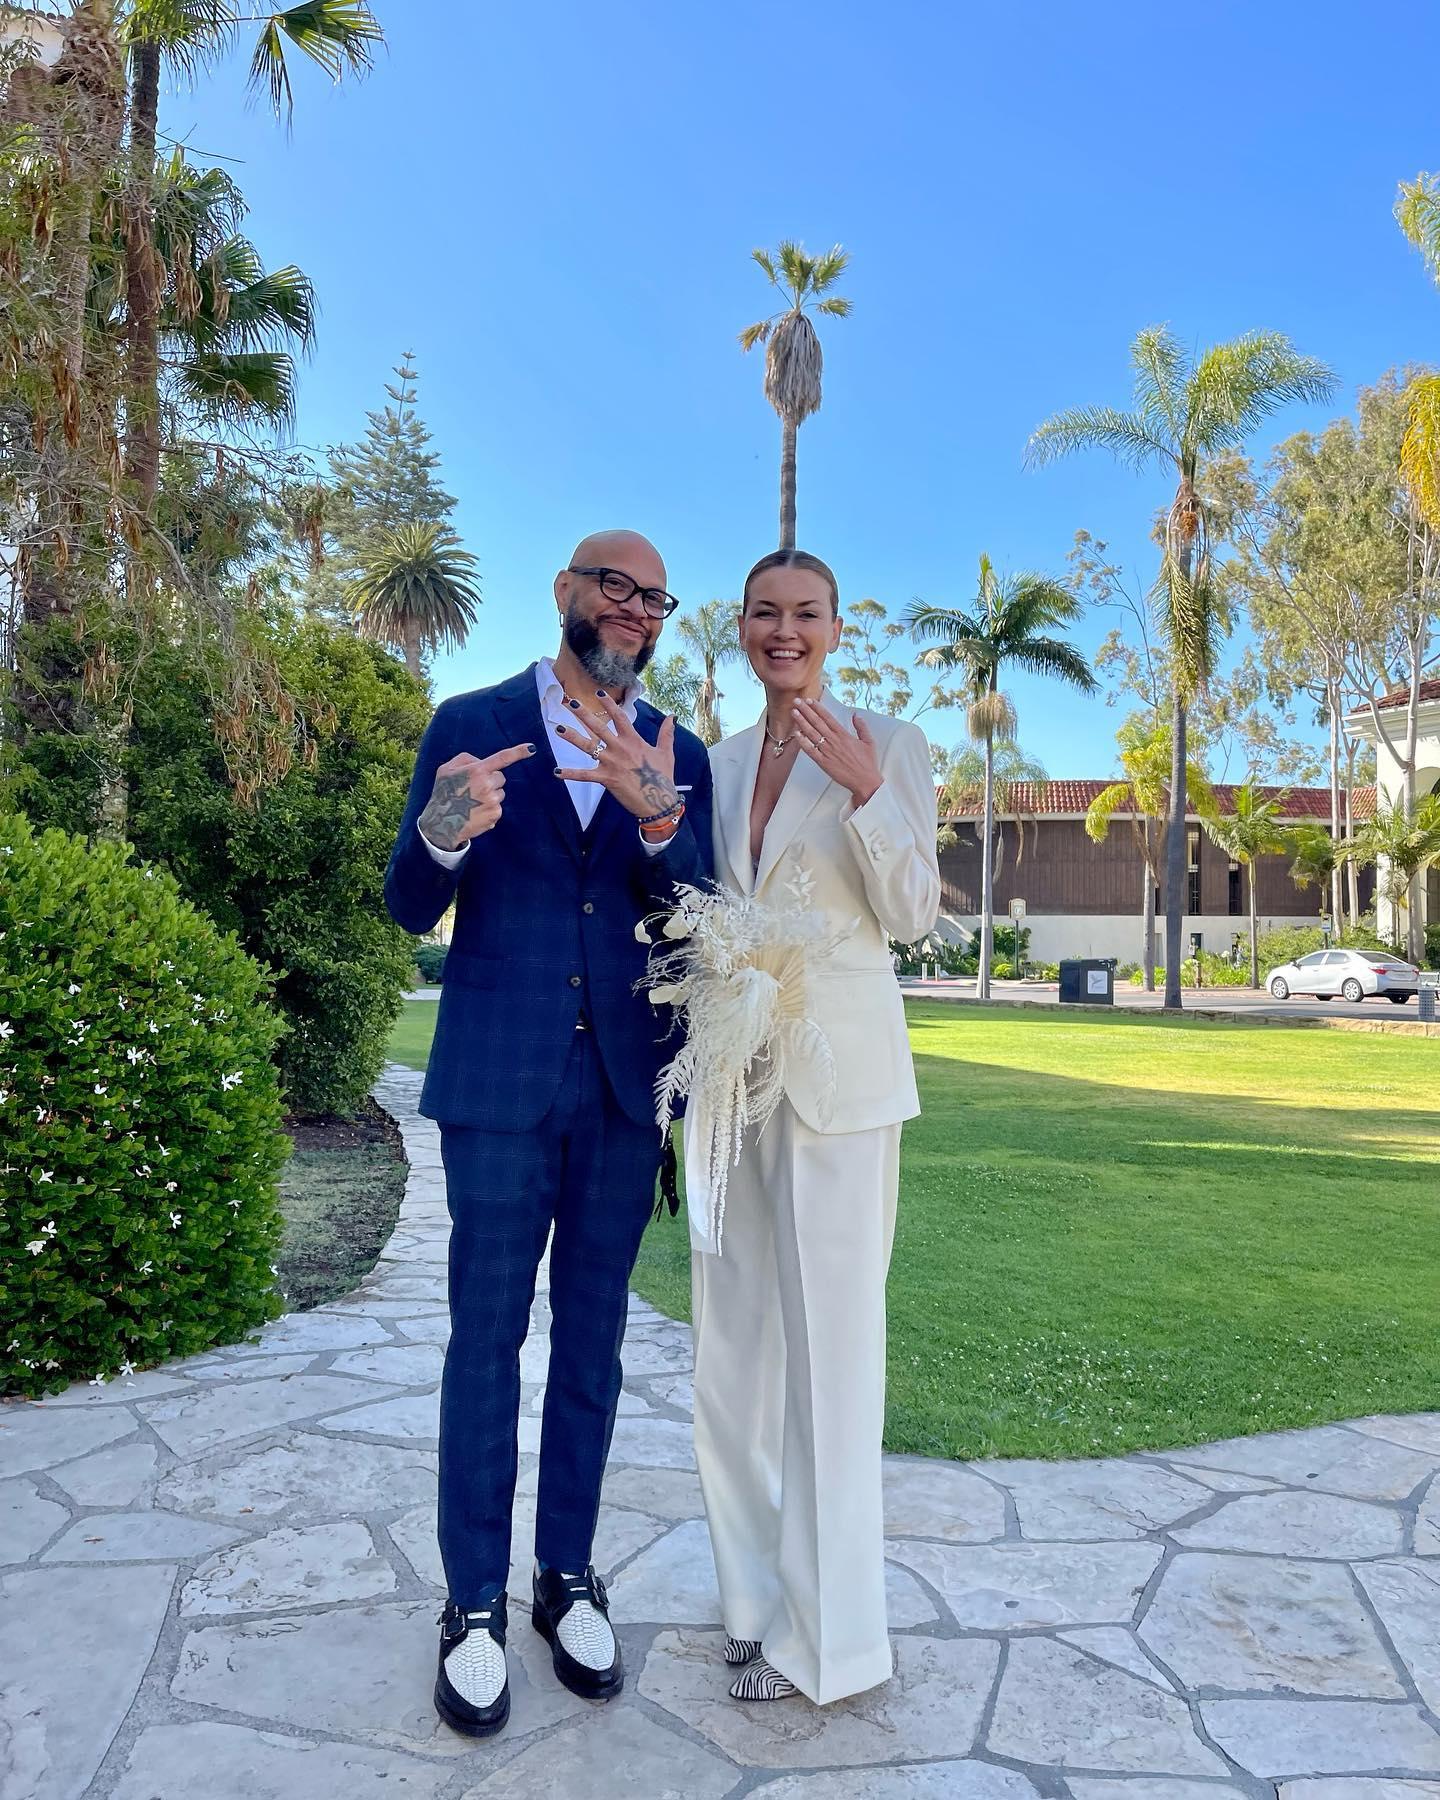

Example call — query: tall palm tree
[675,597,743,745]
[739,241,851,550]
[1201,781,1290,989]
[907,556,1097,1000]
[119,1,382,501]
[1027,326,1334,1007]
[1339,794,1440,957]
[1394,174,1440,527]
[353,522,481,682]
[641,652,702,729]
[1085,720,1214,991]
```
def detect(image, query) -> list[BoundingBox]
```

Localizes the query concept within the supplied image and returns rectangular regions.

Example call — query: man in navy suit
[384,530,714,1737]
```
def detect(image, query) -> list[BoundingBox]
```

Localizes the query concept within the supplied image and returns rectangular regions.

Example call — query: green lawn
[387,999,1440,1460]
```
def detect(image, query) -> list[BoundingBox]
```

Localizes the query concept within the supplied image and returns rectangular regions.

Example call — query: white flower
[135,1165,151,1177]
[648,984,683,1006]
[165,1180,177,1193]
[67,982,81,996]
[41,1220,56,1237]
[37,1170,53,1184]
[157,1143,169,1157]
[0,1091,7,1105]
[25,1240,45,1255]
[126,1047,144,1065]
[117,996,129,1010]
[119,1359,135,1377]
[662,912,692,940]
[94,1084,107,1096]
[228,1196,242,1211]
[634,919,653,945]
[89,1374,107,1388]
[147,1020,159,1034]
[142,868,154,879]
[139,1260,152,1275]
[168,1212,182,1229]
[220,1071,243,1091]
[0,1022,11,1040]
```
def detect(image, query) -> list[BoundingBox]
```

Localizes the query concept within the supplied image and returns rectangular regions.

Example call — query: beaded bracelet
[638,801,686,832]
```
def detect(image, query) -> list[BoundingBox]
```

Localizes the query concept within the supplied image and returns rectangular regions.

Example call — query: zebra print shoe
[724,1637,762,1667]
[729,1657,798,1701]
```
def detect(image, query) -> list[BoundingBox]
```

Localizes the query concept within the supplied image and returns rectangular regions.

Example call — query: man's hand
[418,743,535,850]
[792,700,884,810]
[553,692,682,823]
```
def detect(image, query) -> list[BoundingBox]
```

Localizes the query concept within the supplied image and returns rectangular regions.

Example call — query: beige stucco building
[1346,679,1440,947]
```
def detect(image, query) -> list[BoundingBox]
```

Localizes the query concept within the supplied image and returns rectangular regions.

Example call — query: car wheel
[1342,978,1364,1003]
[1269,978,1290,1000]
[1387,992,1410,1004]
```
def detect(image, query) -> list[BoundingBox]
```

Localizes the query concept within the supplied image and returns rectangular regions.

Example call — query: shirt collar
[536,655,640,721]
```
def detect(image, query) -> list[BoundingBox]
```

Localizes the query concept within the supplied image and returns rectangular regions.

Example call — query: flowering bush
[0,815,289,1397]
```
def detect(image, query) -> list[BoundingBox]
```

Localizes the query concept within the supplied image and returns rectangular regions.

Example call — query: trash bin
[1058,958,1115,1006]
[1420,979,1437,1023]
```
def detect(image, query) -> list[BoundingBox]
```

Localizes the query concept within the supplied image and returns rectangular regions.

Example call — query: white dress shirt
[420,658,658,866]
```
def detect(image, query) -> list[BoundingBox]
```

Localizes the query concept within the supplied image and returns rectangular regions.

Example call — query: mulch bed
[275,1096,409,1312]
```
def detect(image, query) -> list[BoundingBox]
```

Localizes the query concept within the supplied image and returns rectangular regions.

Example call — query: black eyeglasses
[568,565,680,620]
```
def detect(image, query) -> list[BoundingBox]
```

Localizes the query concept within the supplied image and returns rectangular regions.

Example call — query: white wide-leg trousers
[691,1100,899,1705]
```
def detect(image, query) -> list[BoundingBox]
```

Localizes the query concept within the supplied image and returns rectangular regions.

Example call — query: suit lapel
[493,664,582,863]
[753,692,843,895]
[718,725,763,896]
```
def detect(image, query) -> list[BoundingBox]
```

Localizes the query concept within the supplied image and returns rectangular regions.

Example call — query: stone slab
[976,1457,1209,1541]
[1172,1490,1405,1559]
[1282,1786,1440,1800]
[0,1403,135,1478]
[606,1416,698,1470]
[1070,1785,1249,1800]
[748,1766,1044,1800]
[457,1700,737,1799]
[1139,1553,1404,1698]
[1201,1699,1440,1776]
[1347,1415,1440,1458]
[20,1367,199,1406]
[327,1343,447,1386]
[41,1510,244,1563]
[0,1563,175,1800]
[108,1720,454,1800]
[45,1441,157,1509]
[885,1559,941,1628]
[1418,1476,1440,1557]
[1171,1426,1436,1500]
[156,1432,437,1522]
[0,1479,67,1562]
[600,1464,705,1519]
[887,1538,1161,1629]
[987,1636,1225,1774]
[183,1353,319,1383]
[318,1388,439,1441]
[1354,1561,1440,1713]
[1058,1626,1179,1692]
[141,1375,399,1456]
[883,1459,1007,1543]
[180,1519,397,1614]
[607,1518,721,1625]
[253,1312,392,1353]
[639,1628,998,1768]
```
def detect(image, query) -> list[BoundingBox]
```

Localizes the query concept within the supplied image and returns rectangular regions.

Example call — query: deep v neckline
[748,744,802,873]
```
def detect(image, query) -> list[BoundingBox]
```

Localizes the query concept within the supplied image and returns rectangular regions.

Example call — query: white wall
[939,913,1318,965]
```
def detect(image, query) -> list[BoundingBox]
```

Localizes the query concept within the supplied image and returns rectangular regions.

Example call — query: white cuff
[419,826,469,869]
[639,828,670,857]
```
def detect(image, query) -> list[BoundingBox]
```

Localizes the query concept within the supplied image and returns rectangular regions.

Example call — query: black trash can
[1058,958,1115,1006]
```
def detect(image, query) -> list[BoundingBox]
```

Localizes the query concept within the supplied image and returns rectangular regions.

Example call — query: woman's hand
[553,691,683,824]
[793,700,883,809]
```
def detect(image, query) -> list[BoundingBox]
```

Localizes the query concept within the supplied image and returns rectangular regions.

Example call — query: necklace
[763,716,797,759]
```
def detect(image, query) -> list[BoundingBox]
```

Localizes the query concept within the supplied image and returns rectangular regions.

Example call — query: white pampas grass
[641,859,852,1253]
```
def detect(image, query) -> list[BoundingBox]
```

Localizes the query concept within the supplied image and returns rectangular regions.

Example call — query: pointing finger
[481,742,537,772]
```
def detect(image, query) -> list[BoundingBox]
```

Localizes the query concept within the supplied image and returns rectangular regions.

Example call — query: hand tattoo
[637,758,680,815]
[419,770,480,850]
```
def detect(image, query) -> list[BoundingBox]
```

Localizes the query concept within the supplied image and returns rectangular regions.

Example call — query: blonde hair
[741,549,839,614]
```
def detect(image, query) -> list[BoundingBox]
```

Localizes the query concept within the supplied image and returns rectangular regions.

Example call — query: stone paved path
[3,1064,1439,1799]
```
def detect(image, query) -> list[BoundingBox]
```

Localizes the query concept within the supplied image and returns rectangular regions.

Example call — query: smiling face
[740,566,842,697]
[554,530,667,684]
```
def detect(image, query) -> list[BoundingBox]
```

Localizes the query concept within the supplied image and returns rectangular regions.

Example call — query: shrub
[414,942,448,984]
[1425,924,1440,972]
[0,816,288,1398]
[1255,921,1394,978]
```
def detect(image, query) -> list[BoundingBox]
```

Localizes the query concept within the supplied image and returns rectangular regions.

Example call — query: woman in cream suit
[691,548,940,1706]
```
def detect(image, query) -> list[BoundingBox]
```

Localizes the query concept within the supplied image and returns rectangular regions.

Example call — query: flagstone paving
[3,1062,1438,1800]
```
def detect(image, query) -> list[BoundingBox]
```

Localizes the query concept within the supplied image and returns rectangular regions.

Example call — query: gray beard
[563,603,653,689]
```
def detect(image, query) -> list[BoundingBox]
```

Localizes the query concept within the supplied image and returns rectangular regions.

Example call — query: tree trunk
[123,37,162,507]
[1248,863,1259,989]
[1343,742,1360,929]
[1164,685,1187,1008]
[1326,676,1343,937]
[403,619,423,681]
[1142,821,1156,991]
[978,728,995,1002]
[778,417,797,550]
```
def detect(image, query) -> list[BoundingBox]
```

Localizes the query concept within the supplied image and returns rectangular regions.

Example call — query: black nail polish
[566,698,580,710]
[595,688,607,698]
[525,743,536,753]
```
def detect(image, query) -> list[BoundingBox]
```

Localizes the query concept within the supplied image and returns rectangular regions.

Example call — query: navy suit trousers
[437,1028,661,1606]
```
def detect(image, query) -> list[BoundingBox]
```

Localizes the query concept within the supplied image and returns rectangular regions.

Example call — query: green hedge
[414,942,448,984]
[0,816,288,1397]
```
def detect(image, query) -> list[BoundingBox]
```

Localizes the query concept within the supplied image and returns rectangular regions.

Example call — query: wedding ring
[815,736,825,748]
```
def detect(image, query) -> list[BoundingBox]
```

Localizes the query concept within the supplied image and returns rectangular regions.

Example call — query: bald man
[385,532,714,1738]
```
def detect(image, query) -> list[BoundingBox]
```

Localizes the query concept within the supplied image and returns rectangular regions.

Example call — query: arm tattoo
[419,769,481,850]
[637,757,680,815]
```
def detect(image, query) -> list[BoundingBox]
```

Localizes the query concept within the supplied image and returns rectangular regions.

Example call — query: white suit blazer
[707,694,941,1136]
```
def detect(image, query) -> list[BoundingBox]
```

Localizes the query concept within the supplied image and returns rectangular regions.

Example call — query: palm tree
[1394,174,1440,527]
[1027,326,1334,1007]
[1284,822,1338,918]
[1201,781,1290,989]
[739,242,851,550]
[674,598,743,745]
[120,1,383,501]
[907,557,1097,1000]
[1085,720,1214,991]
[1339,794,1440,957]
[353,523,481,681]
[642,652,703,728]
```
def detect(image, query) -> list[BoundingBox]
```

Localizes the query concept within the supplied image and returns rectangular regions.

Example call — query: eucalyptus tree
[907,556,1096,1000]
[1027,325,1334,1007]
[739,242,851,549]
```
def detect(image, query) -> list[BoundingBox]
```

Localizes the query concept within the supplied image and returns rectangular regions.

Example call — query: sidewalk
[3,1065,1438,1797]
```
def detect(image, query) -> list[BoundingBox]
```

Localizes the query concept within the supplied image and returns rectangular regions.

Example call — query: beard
[563,602,654,687]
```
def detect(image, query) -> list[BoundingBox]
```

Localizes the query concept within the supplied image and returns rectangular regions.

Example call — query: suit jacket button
[582,902,595,915]
[569,974,582,988]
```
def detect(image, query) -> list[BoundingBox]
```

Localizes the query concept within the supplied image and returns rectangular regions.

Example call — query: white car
[1267,947,1421,1005]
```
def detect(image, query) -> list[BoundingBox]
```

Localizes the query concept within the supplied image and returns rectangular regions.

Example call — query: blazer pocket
[442,951,502,990]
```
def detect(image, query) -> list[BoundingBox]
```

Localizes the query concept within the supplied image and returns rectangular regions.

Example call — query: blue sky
[176,0,1440,776]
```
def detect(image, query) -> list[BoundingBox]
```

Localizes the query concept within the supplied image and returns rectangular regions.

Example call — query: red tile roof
[1375,678,1440,710]
[941,781,1377,822]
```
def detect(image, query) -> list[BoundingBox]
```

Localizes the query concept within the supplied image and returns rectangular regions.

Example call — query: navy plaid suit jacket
[385,665,714,1132]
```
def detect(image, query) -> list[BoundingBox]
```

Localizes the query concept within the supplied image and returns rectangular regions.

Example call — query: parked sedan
[1267,947,1421,1004]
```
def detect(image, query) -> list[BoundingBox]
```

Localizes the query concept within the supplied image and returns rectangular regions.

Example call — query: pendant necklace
[763,716,797,759]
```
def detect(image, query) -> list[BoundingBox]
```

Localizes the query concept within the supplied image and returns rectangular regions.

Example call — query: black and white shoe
[531,1563,623,1700]
[724,1636,762,1667]
[729,1656,798,1701]
[434,1595,510,1737]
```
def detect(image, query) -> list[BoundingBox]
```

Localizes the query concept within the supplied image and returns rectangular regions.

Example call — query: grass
[387,998,1440,1461]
